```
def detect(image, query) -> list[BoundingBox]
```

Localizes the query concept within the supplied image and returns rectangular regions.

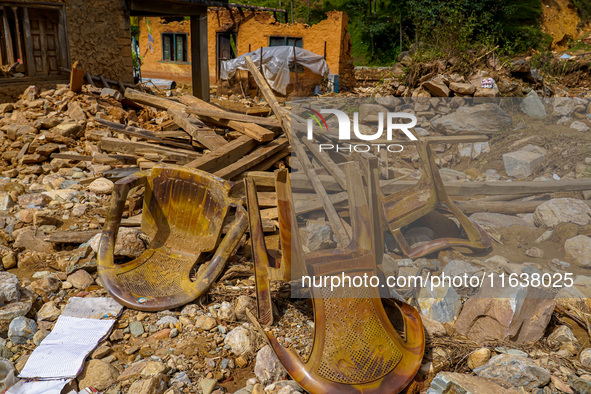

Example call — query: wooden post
[1,7,15,65]
[99,75,110,89]
[22,7,34,76]
[69,61,85,93]
[11,7,23,63]
[58,6,69,69]
[190,13,210,101]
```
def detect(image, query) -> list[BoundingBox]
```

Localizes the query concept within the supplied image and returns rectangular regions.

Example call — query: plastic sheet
[221,46,330,95]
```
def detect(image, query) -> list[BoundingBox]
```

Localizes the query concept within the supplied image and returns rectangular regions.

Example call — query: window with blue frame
[162,33,188,62]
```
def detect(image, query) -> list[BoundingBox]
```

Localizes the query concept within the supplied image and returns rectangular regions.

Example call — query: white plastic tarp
[220,46,330,95]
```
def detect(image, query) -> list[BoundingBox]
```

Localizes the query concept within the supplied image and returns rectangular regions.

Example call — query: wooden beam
[190,13,209,101]
[185,105,280,128]
[125,88,185,111]
[95,118,198,150]
[57,6,69,69]
[457,199,591,215]
[168,109,227,150]
[2,6,15,64]
[100,75,110,89]
[185,135,257,172]
[85,72,96,86]
[215,138,289,179]
[69,61,85,93]
[10,7,23,63]
[98,137,200,162]
[179,95,274,142]
[244,56,290,141]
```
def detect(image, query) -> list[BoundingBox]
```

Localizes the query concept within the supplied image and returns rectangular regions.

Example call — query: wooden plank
[2,6,15,64]
[302,138,346,189]
[57,6,68,70]
[50,153,92,161]
[190,13,209,101]
[125,88,185,111]
[100,75,110,89]
[46,230,101,244]
[95,118,197,150]
[11,7,23,63]
[185,105,280,128]
[69,61,85,93]
[215,138,289,179]
[247,146,290,172]
[98,137,200,161]
[179,95,274,142]
[168,108,227,150]
[185,135,257,172]
[291,135,349,247]
[85,72,95,86]
[456,199,591,215]
[244,56,290,140]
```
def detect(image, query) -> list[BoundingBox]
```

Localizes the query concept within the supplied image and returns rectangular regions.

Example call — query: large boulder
[520,90,547,119]
[432,104,512,135]
[565,235,591,267]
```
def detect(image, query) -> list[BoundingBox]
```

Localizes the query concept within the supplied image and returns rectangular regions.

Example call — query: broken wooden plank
[185,135,257,172]
[215,138,289,179]
[244,56,290,141]
[46,230,101,244]
[185,105,280,128]
[70,61,85,93]
[302,138,347,189]
[1,7,15,64]
[95,118,198,150]
[167,108,228,150]
[179,95,274,142]
[247,147,290,172]
[98,137,200,163]
[100,75,110,89]
[457,199,591,215]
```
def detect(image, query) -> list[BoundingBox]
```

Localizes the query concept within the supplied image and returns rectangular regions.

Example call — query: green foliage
[572,0,591,21]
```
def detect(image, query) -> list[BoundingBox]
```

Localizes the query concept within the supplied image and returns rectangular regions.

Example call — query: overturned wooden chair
[98,164,247,311]
[368,139,492,258]
[249,164,424,393]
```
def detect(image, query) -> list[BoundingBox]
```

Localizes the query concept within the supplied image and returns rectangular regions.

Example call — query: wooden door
[28,10,60,75]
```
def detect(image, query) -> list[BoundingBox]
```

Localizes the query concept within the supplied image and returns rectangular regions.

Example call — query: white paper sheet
[62,297,123,319]
[6,379,70,394]
[19,315,115,379]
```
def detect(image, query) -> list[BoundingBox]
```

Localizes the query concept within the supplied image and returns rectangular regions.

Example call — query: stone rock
[18,193,51,208]
[553,98,575,116]
[421,314,446,338]
[195,315,217,331]
[88,177,114,194]
[359,103,389,123]
[29,277,60,297]
[67,101,86,121]
[520,90,547,119]
[235,295,256,321]
[254,345,287,385]
[200,378,218,394]
[565,235,591,267]
[547,325,579,356]
[473,88,500,97]
[141,361,167,378]
[0,103,13,114]
[432,104,512,135]
[33,329,49,346]
[77,359,120,391]
[0,359,17,392]
[130,321,145,336]
[22,86,39,101]
[89,227,146,258]
[570,120,589,132]
[525,247,543,258]
[533,198,591,227]
[442,260,478,277]
[449,82,475,95]
[418,281,461,323]
[0,288,33,334]
[502,150,544,178]
[101,88,123,100]
[473,354,551,390]
[218,301,236,321]
[467,348,491,370]
[0,273,20,303]
[300,222,336,251]
[8,316,37,345]
[427,372,520,394]
[37,300,61,321]
[51,122,83,138]
[225,326,257,356]
[423,76,450,97]
[580,348,591,367]
[13,227,54,253]
[155,316,178,327]
[67,269,94,289]
[128,375,168,394]
[470,212,533,228]
[457,142,490,158]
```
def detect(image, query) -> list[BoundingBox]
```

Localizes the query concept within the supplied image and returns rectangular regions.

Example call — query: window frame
[160,32,190,64]
[268,36,303,48]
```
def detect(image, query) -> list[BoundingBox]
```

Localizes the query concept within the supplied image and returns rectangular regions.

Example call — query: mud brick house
[138,9,354,93]
[0,0,217,102]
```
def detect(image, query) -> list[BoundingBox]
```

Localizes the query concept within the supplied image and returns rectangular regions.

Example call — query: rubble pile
[0,78,589,394]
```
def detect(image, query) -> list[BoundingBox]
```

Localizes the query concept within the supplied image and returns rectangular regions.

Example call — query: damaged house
[138,9,354,96]
[0,0,219,102]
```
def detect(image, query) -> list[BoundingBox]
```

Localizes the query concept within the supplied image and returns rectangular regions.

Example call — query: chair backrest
[141,165,234,255]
